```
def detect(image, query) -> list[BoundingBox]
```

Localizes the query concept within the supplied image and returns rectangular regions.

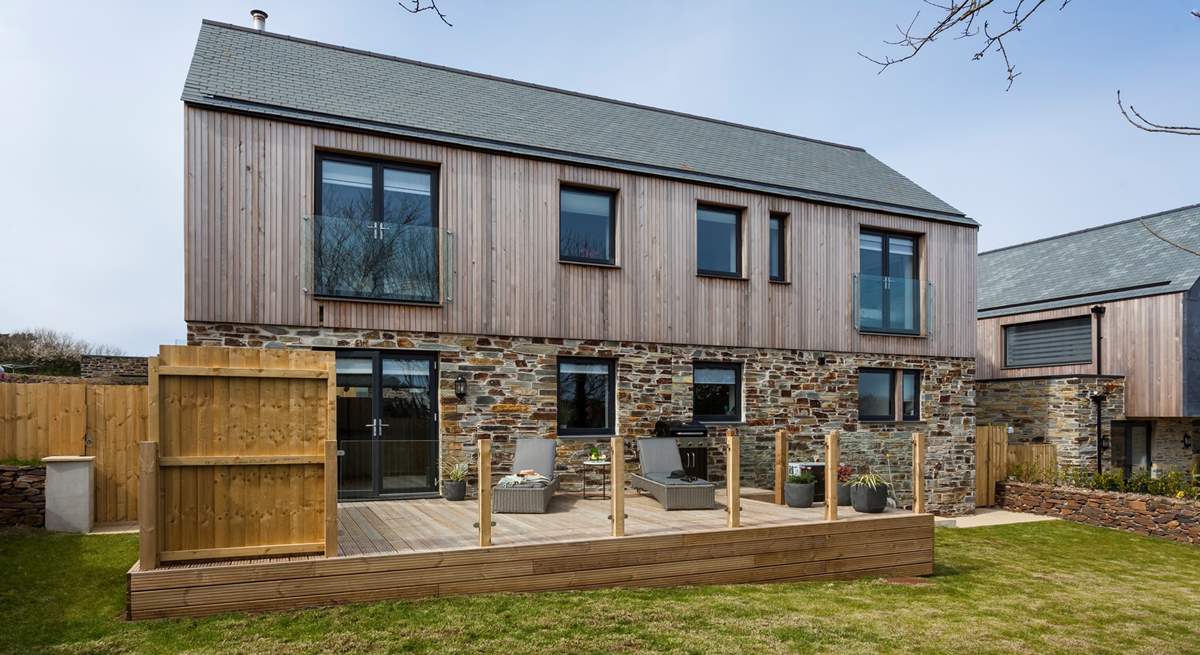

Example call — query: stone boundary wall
[0,465,46,528]
[80,355,148,380]
[189,321,978,516]
[998,481,1199,545]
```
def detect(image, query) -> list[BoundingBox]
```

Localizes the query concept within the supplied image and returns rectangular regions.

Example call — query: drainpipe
[1091,305,1107,473]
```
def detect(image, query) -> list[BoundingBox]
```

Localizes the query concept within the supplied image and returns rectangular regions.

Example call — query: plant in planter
[849,471,889,513]
[784,469,817,508]
[588,445,605,461]
[836,465,855,506]
[440,452,470,501]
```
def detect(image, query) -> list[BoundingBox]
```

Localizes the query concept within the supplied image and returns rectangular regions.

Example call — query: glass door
[335,351,439,499]
[1111,421,1152,476]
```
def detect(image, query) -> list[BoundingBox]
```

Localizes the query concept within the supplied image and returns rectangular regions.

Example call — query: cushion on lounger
[636,438,685,475]
[643,472,712,487]
[510,438,557,479]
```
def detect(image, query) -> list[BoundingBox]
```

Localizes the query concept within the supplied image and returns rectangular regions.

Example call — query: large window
[859,230,920,334]
[693,362,742,422]
[557,357,616,436]
[1004,316,1092,368]
[697,205,742,277]
[560,186,616,264]
[858,368,921,422]
[314,153,439,303]
[769,213,787,282]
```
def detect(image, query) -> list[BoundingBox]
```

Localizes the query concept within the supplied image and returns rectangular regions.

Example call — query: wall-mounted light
[454,374,467,401]
[816,352,827,367]
[1184,433,1192,450]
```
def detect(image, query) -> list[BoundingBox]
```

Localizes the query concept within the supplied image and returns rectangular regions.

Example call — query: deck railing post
[478,437,492,547]
[138,440,158,570]
[324,439,339,556]
[912,431,926,514]
[611,435,625,537]
[726,428,740,528]
[824,430,839,522]
[774,429,786,505]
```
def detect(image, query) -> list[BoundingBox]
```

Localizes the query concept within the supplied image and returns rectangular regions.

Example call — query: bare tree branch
[1117,90,1200,136]
[399,0,452,27]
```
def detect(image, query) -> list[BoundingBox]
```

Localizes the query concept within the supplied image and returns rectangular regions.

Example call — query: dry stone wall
[0,465,45,528]
[999,481,1199,545]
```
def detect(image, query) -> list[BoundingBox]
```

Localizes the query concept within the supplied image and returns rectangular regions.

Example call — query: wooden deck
[127,491,934,619]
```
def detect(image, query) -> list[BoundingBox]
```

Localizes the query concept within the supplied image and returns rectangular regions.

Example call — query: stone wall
[80,355,148,380]
[189,321,978,515]
[0,465,46,528]
[998,481,1199,545]
[1151,418,1200,474]
[977,376,1125,470]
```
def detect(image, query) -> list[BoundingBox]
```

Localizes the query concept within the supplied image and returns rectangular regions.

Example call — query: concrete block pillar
[41,456,94,533]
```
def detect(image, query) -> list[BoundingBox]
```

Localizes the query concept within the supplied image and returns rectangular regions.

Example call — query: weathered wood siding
[185,107,977,358]
[976,292,1186,417]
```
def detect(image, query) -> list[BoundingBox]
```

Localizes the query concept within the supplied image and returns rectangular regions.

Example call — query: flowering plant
[836,465,854,483]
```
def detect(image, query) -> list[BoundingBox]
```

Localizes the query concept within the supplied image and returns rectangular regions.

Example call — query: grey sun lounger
[630,437,717,510]
[492,438,561,514]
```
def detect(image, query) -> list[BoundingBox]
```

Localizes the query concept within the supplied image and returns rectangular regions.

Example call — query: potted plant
[849,471,889,513]
[785,469,817,508]
[836,465,854,506]
[588,445,605,461]
[441,452,469,501]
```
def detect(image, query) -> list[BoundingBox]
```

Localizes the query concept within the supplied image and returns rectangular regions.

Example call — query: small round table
[581,459,611,499]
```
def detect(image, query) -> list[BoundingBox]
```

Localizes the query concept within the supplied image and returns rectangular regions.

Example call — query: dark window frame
[558,185,618,266]
[313,151,441,305]
[857,368,897,422]
[769,212,788,283]
[901,370,921,421]
[858,229,921,336]
[1111,420,1153,476]
[555,356,617,437]
[692,361,743,423]
[696,204,744,279]
[1002,315,1094,369]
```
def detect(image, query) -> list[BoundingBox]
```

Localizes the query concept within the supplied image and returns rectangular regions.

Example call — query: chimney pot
[250,9,268,31]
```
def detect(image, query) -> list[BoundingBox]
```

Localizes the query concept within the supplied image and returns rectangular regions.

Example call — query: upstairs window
[769,213,787,282]
[697,205,742,277]
[314,153,439,303]
[693,362,742,422]
[1004,316,1092,368]
[557,358,616,436]
[859,230,920,334]
[859,368,922,422]
[560,186,616,264]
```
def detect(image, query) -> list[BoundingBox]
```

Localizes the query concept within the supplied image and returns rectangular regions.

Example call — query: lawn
[2,521,1198,655]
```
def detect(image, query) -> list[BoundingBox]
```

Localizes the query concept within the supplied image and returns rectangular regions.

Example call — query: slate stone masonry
[80,355,148,380]
[0,465,46,528]
[999,481,1199,545]
[188,321,978,516]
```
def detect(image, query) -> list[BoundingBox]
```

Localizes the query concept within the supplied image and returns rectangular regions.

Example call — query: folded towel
[497,473,552,488]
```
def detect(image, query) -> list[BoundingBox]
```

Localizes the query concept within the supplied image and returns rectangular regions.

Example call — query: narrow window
[697,205,742,277]
[693,362,742,422]
[901,370,921,421]
[556,357,616,436]
[858,368,895,421]
[858,230,920,334]
[315,153,438,303]
[1004,316,1093,368]
[559,186,616,264]
[769,213,787,282]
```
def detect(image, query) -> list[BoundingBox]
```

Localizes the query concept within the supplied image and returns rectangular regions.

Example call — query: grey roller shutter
[1005,317,1092,367]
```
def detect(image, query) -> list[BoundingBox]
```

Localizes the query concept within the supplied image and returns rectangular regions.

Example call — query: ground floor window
[693,361,742,422]
[858,368,921,422]
[556,357,616,436]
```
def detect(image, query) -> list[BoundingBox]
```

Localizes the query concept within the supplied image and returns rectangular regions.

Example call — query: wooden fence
[975,425,1008,507]
[0,383,87,459]
[140,345,337,569]
[1008,444,1058,481]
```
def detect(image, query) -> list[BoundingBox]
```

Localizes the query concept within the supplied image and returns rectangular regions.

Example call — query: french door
[335,351,439,499]
[1111,420,1152,476]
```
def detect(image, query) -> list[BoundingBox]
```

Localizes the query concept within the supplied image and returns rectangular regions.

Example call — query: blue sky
[0,1,1195,354]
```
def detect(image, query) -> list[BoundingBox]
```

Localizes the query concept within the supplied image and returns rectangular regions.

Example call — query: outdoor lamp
[454,374,467,400]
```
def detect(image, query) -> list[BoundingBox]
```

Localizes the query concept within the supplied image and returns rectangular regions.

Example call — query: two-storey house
[182,18,979,514]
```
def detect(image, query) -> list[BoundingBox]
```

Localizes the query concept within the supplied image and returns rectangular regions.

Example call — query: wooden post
[610,435,625,537]
[726,428,740,528]
[324,439,339,556]
[138,441,158,570]
[478,438,492,547]
[774,429,786,505]
[824,430,839,522]
[912,431,926,514]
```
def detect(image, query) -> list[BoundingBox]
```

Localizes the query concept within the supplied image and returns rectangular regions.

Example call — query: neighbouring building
[181,18,979,514]
[977,204,1200,475]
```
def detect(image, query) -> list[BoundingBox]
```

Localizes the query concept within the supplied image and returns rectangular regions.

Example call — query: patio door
[335,351,439,499]
[1111,421,1152,476]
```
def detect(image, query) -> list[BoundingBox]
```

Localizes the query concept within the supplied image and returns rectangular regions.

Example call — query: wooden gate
[975,425,1008,507]
[139,346,337,569]
[87,385,147,523]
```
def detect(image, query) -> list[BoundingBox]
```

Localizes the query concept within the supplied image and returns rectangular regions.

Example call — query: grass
[0,458,43,467]
[2,521,1198,655]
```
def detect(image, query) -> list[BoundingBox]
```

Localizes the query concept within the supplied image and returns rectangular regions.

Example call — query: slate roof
[978,204,1200,318]
[182,20,972,225]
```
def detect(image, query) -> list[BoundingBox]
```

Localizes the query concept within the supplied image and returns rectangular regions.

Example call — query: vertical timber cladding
[144,346,335,564]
